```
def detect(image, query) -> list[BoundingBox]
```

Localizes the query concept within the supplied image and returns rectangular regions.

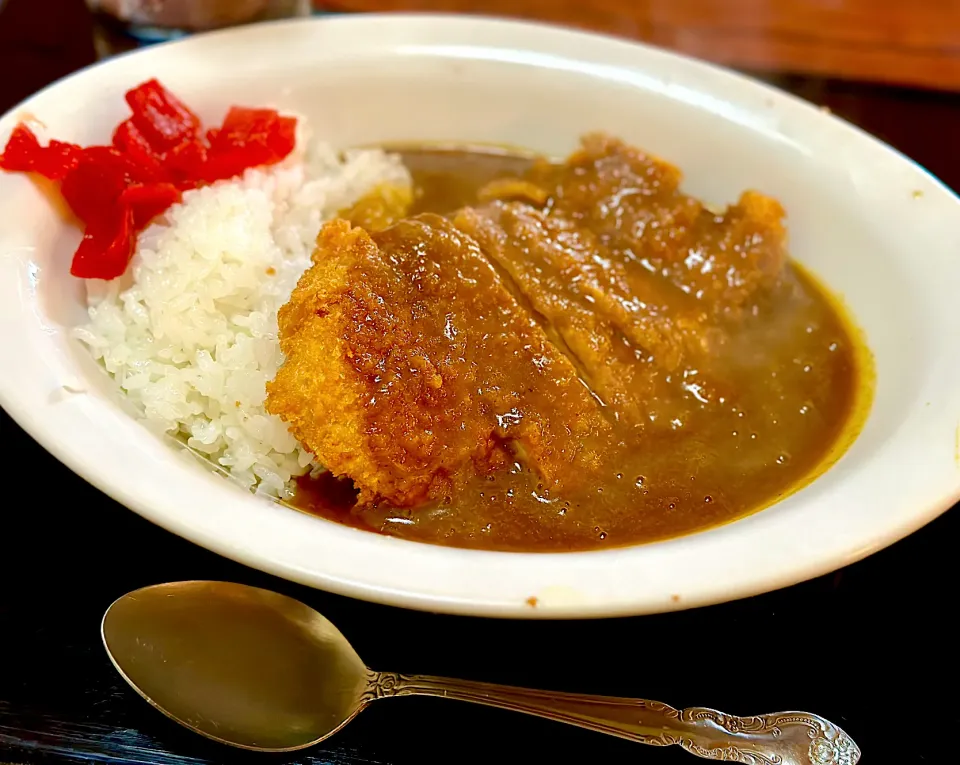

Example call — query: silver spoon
[102,581,859,764]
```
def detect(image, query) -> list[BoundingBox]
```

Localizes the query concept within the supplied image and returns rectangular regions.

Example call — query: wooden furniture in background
[320,0,960,92]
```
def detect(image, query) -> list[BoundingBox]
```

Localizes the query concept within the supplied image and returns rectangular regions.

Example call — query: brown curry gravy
[290,146,873,552]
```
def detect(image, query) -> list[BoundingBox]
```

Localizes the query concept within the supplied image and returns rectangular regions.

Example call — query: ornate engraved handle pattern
[361,671,859,765]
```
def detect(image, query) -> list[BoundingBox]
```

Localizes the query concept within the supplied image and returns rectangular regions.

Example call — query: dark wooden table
[1,2,957,763]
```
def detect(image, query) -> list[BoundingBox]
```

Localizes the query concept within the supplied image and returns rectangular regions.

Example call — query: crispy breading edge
[265,220,390,503]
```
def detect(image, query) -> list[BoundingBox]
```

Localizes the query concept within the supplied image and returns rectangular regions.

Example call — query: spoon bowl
[102,581,367,751]
[103,581,861,764]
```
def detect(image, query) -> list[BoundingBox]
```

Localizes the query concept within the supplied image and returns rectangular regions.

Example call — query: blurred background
[325,0,960,92]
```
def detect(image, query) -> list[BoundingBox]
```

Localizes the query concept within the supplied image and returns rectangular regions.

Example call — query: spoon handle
[363,671,858,765]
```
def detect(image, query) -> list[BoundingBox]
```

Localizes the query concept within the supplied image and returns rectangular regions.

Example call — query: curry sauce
[285,142,872,552]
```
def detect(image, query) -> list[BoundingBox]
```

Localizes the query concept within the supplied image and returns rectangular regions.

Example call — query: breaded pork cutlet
[266,215,609,508]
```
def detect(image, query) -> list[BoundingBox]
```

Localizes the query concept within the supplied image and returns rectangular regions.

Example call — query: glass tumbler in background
[87,0,314,55]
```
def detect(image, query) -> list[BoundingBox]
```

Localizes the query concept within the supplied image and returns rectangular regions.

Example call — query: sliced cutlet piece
[528,133,788,318]
[454,201,728,427]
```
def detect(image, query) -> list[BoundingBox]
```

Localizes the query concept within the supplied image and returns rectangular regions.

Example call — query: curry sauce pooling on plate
[267,135,873,552]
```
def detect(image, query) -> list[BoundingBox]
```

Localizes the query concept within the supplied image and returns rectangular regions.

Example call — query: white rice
[72,125,411,497]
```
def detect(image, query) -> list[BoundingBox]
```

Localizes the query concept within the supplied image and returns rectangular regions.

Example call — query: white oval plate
[1,15,958,618]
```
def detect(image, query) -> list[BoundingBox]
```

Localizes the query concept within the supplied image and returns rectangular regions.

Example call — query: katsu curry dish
[1,79,873,552]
